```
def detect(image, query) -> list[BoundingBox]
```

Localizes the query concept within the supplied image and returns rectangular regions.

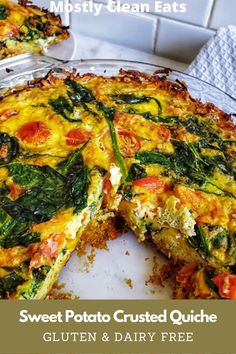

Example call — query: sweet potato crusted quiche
[0,67,235,300]
[0,0,69,59]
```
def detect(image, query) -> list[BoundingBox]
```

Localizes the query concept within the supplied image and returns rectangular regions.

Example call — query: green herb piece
[203,155,234,177]
[0,5,8,20]
[0,206,40,248]
[111,94,150,105]
[204,269,218,294]
[98,103,127,181]
[1,164,66,223]
[211,229,228,250]
[0,133,19,165]
[32,265,51,282]
[0,272,25,299]
[20,266,51,299]
[172,141,200,176]
[49,96,76,122]
[67,164,90,213]
[57,146,90,213]
[183,116,227,150]
[65,78,95,103]
[126,163,147,182]
[188,224,210,257]
[121,184,133,201]
[111,94,162,115]
[136,151,171,166]
[57,144,87,176]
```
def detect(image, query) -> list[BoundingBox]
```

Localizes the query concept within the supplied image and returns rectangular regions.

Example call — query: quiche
[0,0,69,59]
[0,67,235,299]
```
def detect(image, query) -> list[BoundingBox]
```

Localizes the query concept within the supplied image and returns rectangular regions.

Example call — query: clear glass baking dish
[0,54,235,298]
[0,54,235,116]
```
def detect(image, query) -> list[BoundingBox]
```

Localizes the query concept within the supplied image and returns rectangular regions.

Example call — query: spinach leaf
[68,165,90,213]
[20,266,51,299]
[203,155,234,177]
[121,184,133,201]
[50,80,98,121]
[126,163,147,182]
[229,232,236,258]
[49,96,79,122]
[0,5,8,20]
[182,116,207,137]
[188,224,210,257]
[204,270,219,293]
[111,94,150,105]
[32,265,51,282]
[65,79,95,103]
[98,103,127,181]
[66,79,99,117]
[0,272,25,299]
[2,231,40,249]
[57,147,90,213]
[2,164,66,223]
[0,132,19,165]
[136,151,171,166]
[123,108,159,123]
[0,208,40,248]
[172,141,202,177]
[112,94,162,115]
[136,141,235,198]
[124,107,179,126]
[182,116,227,150]
[53,80,127,180]
[211,229,228,250]
[172,142,235,197]
[57,145,86,176]
[157,115,180,124]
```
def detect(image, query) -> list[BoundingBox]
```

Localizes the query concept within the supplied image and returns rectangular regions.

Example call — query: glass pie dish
[0,54,235,299]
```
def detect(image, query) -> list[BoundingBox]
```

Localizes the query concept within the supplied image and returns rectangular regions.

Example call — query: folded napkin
[187,25,236,100]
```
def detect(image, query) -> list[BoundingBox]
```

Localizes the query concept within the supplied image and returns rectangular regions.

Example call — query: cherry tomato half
[118,130,141,157]
[212,272,236,299]
[156,125,171,143]
[18,121,50,144]
[66,129,91,146]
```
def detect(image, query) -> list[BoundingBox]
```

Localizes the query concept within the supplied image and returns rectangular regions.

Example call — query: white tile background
[30,0,236,63]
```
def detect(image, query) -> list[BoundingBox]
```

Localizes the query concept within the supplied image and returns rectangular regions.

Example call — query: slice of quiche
[0,0,69,59]
[0,67,235,299]
[0,71,108,299]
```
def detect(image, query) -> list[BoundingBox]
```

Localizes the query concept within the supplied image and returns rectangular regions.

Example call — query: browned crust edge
[1,68,234,135]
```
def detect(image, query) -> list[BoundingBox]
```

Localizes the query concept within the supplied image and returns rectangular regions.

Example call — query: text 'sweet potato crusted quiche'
[0,64,235,300]
[0,0,69,59]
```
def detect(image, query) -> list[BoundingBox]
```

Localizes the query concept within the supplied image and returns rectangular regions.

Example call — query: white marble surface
[72,34,188,72]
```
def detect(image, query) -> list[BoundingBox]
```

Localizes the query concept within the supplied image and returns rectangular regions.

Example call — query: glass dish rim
[62,57,236,104]
[0,54,235,105]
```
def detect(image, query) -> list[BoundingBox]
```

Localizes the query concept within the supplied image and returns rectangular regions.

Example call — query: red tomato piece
[156,125,171,143]
[9,183,25,200]
[212,272,236,299]
[132,176,168,193]
[104,178,112,194]
[30,233,65,270]
[8,27,19,37]
[118,130,141,157]
[66,129,91,146]
[18,121,50,144]
[0,109,18,121]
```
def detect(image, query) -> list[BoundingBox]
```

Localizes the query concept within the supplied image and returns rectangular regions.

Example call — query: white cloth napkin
[187,25,236,100]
